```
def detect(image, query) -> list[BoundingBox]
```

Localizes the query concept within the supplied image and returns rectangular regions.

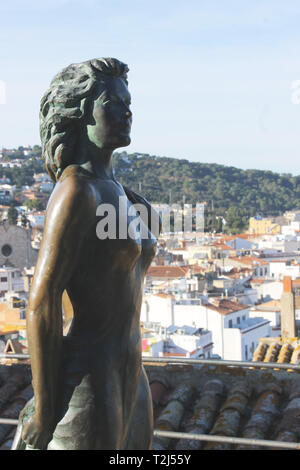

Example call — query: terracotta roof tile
[146,361,300,450]
[252,340,300,366]
[146,264,205,279]
[175,379,225,450]
[206,299,249,315]
[1,361,300,450]
[146,266,188,278]
[230,256,268,266]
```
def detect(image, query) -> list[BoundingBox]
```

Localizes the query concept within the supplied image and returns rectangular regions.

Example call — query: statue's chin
[100,134,131,151]
[116,135,131,148]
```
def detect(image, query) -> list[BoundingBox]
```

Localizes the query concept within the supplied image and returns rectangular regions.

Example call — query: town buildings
[1,146,300,366]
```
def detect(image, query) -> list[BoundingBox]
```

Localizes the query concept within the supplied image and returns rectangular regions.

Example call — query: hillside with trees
[113,152,300,233]
[2,147,299,234]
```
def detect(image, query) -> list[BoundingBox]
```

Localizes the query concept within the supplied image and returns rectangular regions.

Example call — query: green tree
[24,198,44,211]
[7,205,18,225]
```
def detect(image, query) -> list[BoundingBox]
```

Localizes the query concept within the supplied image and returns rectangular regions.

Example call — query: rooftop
[251,300,281,312]
[146,359,300,450]
[205,299,249,315]
[0,358,300,450]
[252,338,300,365]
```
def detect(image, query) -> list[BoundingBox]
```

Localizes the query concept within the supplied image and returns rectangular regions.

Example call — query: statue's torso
[62,174,157,346]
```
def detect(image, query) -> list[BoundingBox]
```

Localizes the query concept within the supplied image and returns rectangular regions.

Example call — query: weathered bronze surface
[12,58,159,450]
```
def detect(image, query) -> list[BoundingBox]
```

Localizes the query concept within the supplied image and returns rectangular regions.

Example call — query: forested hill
[2,147,299,233]
[114,152,300,217]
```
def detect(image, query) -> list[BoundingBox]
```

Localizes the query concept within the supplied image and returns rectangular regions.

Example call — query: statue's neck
[76,139,116,180]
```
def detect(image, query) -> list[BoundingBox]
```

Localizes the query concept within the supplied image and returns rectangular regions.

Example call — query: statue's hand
[21,414,53,450]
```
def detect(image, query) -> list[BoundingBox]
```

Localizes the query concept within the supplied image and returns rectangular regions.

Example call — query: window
[20,310,26,320]
[237,317,240,324]
[0,277,7,282]
[1,244,12,257]
[228,319,233,328]
[245,345,248,360]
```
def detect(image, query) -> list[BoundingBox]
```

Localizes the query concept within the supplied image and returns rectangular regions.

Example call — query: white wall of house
[168,249,190,261]
[281,223,300,236]
[0,268,24,293]
[226,238,257,251]
[269,262,300,280]
[253,264,270,277]
[233,289,258,305]
[259,238,300,252]
[141,294,174,327]
[249,308,280,328]
[223,320,271,361]
[169,330,212,357]
[249,308,280,337]
[196,305,271,360]
[255,281,283,301]
[27,213,45,228]
[141,296,272,361]
[173,303,205,328]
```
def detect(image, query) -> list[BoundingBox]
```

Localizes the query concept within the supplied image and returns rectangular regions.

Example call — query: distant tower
[281,276,296,338]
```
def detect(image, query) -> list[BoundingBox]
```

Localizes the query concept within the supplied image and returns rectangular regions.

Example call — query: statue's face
[86,76,132,150]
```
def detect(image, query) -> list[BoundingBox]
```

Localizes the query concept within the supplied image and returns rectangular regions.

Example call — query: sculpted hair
[40,58,129,182]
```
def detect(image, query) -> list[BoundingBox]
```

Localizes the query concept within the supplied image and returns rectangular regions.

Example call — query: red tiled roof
[252,300,281,311]
[147,266,187,278]
[229,256,268,266]
[145,361,300,450]
[147,265,204,279]
[205,299,249,315]
[250,278,267,284]
[211,242,232,250]
[0,360,299,450]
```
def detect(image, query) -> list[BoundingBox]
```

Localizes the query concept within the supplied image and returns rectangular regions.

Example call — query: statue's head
[40,57,131,182]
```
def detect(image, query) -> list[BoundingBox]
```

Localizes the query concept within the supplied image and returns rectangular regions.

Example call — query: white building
[141,324,213,359]
[269,261,300,280]
[281,221,300,236]
[165,325,213,358]
[250,279,283,302]
[225,237,258,252]
[141,294,270,361]
[27,212,45,228]
[141,293,175,327]
[249,300,281,337]
[0,267,25,294]
[39,181,54,193]
[258,235,300,253]
[196,299,271,361]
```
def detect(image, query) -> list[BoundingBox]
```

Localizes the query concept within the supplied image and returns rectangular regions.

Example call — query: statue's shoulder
[49,165,97,217]
[58,165,93,182]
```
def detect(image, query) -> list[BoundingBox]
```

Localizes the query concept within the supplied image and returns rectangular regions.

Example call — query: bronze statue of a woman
[12,58,159,450]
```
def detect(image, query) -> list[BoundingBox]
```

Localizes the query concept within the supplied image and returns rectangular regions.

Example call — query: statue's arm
[22,175,96,448]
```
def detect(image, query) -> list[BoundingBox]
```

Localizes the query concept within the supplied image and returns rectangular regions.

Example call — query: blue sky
[1,0,300,174]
